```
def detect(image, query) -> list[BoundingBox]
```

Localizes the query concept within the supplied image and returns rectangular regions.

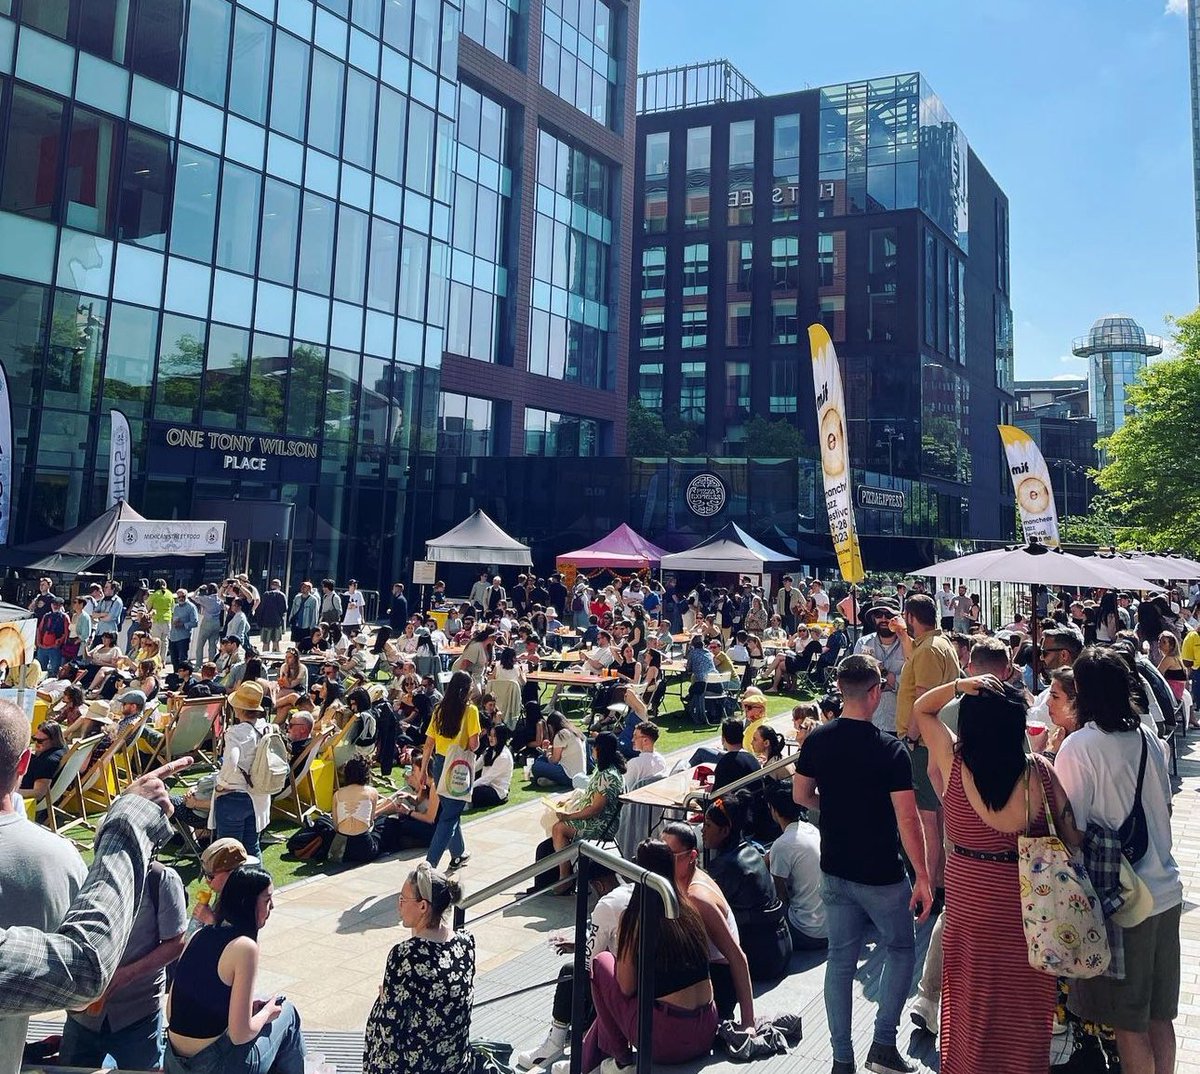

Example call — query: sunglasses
[33,735,49,744]
[1040,647,1066,655]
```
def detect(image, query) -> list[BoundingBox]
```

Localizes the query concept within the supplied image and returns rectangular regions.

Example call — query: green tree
[1095,309,1200,551]
[743,415,804,457]
[627,400,696,456]
[1056,498,1121,548]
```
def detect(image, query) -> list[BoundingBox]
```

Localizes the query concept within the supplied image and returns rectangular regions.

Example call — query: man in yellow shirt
[145,580,175,651]
[1181,627,1200,727]
[891,593,960,910]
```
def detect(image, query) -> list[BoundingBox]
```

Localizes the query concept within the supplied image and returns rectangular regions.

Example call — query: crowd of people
[1,566,1191,1074]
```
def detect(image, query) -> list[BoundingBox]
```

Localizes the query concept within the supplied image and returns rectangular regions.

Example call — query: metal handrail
[454,840,678,1074]
[681,748,797,812]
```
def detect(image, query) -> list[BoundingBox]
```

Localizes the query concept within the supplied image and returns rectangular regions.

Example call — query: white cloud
[1166,0,1187,16]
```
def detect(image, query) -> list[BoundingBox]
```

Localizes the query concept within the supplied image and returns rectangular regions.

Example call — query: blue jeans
[60,1010,164,1069]
[214,791,260,860]
[37,646,63,675]
[426,754,466,867]
[821,873,915,1065]
[530,755,573,788]
[164,1001,305,1074]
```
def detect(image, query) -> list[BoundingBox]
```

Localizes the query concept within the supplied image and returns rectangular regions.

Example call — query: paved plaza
[25,724,1200,1073]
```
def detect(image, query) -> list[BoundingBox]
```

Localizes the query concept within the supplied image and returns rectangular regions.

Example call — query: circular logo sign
[686,473,726,518]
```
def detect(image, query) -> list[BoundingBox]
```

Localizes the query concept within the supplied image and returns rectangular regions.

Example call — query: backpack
[37,611,67,649]
[244,722,291,795]
[571,592,585,613]
[353,709,378,749]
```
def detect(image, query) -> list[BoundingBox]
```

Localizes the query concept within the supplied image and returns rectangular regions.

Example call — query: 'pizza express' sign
[149,423,321,483]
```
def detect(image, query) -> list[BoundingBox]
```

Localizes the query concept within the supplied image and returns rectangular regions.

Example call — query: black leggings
[471,784,505,809]
[551,964,595,1027]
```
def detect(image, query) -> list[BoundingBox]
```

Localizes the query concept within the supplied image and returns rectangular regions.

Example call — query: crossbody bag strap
[1026,755,1058,840]
[1133,727,1149,799]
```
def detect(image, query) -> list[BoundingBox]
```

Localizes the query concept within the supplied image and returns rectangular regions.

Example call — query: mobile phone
[275,994,287,1005]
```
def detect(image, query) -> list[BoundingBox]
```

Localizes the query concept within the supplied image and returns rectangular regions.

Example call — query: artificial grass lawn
[77,684,813,900]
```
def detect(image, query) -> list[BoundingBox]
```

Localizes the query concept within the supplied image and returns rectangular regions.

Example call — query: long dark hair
[482,723,511,766]
[616,841,709,979]
[956,685,1028,811]
[1136,600,1165,646]
[754,725,785,763]
[434,670,472,740]
[704,788,751,849]
[217,866,272,940]
[1096,591,1119,635]
[592,731,626,774]
[1073,646,1142,733]
[498,646,516,671]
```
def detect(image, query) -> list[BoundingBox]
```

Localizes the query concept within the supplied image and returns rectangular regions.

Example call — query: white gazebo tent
[659,522,798,576]
[424,509,532,566]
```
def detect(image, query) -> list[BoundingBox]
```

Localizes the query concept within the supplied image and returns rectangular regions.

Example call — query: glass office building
[631,64,1017,546]
[0,0,461,586]
[1072,314,1163,442]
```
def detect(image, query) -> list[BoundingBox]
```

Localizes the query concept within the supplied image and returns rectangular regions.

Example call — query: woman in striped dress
[913,676,1081,1074]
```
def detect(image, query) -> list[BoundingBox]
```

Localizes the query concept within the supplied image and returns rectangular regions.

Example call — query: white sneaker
[517,1024,569,1069]
[909,994,938,1037]
[550,1062,571,1074]
[599,1059,636,1074]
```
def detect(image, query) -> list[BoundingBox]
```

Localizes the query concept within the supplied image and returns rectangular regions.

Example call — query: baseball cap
[201,837,259,874]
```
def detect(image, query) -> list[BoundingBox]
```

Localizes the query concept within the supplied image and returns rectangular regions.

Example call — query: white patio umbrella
[915,544,1164,591]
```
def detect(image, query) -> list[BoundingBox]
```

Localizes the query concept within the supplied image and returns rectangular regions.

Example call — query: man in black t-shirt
[711,717,761,791]
[793,654,931,1074]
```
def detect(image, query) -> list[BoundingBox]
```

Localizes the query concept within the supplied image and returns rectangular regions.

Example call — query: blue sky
[636,0,1196,380]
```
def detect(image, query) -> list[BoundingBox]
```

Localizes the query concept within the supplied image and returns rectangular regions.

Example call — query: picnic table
[527,670,606,687]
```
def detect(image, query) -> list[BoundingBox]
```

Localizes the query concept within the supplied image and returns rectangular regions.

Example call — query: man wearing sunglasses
[1027,628,1082,725]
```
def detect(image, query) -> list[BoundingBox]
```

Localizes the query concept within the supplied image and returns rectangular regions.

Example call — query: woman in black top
[703,791,793,980]
[165,866,306,1074]
[582,840,717,1072]
[21,721,66,808]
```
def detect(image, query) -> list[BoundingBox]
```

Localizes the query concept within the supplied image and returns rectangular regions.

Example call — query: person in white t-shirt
[581,631,615,672]
[624,721,669,790]
[810,581,830,623]
[1054,647,1183,1074]
[765,784,826,950]
[936,582,955,630]
[342,579,366,636]
[515,865,633,1070]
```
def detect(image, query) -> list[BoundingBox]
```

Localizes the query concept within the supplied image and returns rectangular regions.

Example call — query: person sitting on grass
[548,732,626,891]
[471,725,513,809]
[374,757,439,852]
[530,711,587,788]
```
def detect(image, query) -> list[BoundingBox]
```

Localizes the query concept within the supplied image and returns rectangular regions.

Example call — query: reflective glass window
[228,9,271,125]
[726,300,752,348]
[259,178,301,285]
[118,128,173,249]
[298,192,336,295]
[0,279,49,411]
[437,391,493,456]
[270,32,310,140]
[103,302,158,418]
[216,161,261,274]
[130,0,184,89]
[375,86,407,183]
[324,347,359,440]
[20,1,70,39]
[155,312,205,423]
[309,50,345,157]
[773,113,800,222]
[398,228,427,320]
[461,0,513,62]
[679,361,705,426]
[203,322,248,428]
[771,236,798,292]
[412,0,439,68]
[540,0,615,125]
[685,126,710,229]
[645,131,668,176]
[636,362,663,409]
[868,227,898,343]
[1,85,65,222]
[682,243,708,295]
[727,119,754,226]
[247,331,288,433]
[643,130,668,235]
[352,0,383,34]
[770,358,797,413]
[383,0,413,52]
[681,301,706,349]
[288,342,327,439]
[334,205,369,304]
[44,289,104,412]
[343,69,377,170]
[771,298,798,345]
[406,102,435,195]
[169,144,219,261]
[78,3,129,64]
[184,0,231,106]
[368,216,399,312]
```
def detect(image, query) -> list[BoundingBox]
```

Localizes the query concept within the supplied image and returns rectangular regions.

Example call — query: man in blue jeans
[793,654,932,1074]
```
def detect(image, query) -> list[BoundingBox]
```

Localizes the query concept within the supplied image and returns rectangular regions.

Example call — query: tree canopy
[1095,309,1200,552]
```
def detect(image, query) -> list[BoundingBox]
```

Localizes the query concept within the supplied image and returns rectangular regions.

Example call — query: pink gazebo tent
[556,524,670,570]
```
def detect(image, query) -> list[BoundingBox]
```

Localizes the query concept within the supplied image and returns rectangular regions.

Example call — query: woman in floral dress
[548,731,626,888]
[364,862,475,1074]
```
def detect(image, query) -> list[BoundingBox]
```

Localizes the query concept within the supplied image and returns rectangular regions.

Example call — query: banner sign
[147,423,321,484]
[0,362,11,544]
[115,520,227,556]
[858,486,906,512]
[808,324,866,584]
[108,409,131,507]
[412,560,438,585]
[998,425,1060,547]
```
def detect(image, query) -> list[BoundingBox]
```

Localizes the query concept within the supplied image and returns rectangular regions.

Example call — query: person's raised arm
[0,759,189,1015]
[891,789,931,923]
